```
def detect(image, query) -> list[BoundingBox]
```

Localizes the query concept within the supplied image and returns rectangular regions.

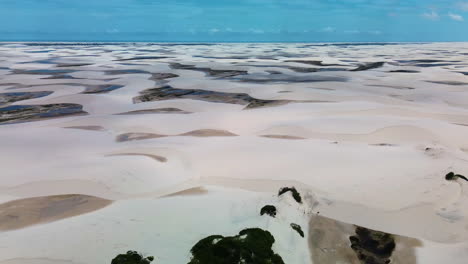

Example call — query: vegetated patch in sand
[178,129,238,137]
[81,84,125,94]
[308,215,421,264]
[188,228,285,264]
[350,62,385,71]
[133,85,300,109]
[103,69,150,75]
[284,60,345,67]
[116,132,167,142]
[425,80,468,86]
[111,250,154,264]
[260,134,306,140]
[0,91,53,105]
[116,107,192,115]
[0,194,112,231]
[0,104,87,125]
[169,63,248,78]
[63,125,106,131]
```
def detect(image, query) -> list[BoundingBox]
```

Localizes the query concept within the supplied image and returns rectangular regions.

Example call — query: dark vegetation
[388,70,420,73]
[116,56,170,61]
[82,84,125,94]
[278,187,302,203]
[350,62,385,71]
[349,226,396,264]
[0,103,87,125]
[111,250,154,264]
[188,228,285,264]
[290,223,304,238]
[284,60,343,66]
[0,91,53,105]
[133,85,290,109]
[170,63,248,78]
[104,69,151,75]
[117,107,191,115]
[260,205,277,218]
[445,172,468,182]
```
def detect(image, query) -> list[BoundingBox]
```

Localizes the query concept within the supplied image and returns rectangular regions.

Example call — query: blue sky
[1,0,468,42]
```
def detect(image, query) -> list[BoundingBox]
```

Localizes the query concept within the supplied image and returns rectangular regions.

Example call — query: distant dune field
[1,42,468,264]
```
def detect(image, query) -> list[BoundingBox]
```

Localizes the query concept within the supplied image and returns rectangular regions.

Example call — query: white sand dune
[1,42,468,263]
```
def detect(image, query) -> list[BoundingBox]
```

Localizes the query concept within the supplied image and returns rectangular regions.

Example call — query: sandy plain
[1,42,468,263]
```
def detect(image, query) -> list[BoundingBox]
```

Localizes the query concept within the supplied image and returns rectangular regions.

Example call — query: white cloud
[457,2,468,11]
[368,30,382,35]
[343,29,382,35]
[422,10,440,20]
[209,28,220,33]
[448,12,464,21]
[319,26,335,33]
[249,28,265,34]
[106,28,119,33]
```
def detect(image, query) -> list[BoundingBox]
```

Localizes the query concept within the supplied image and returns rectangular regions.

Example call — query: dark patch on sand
[115,56,170,61]
[82,84,125,94]
[260,205,277,218]
[12,69,76,75]
[179,129,238,137]
[104,69,151,75]
[350,62,385,71]
[349,226,396,264]
[41,74,83,80]
[260,134,306,140]
[116,132,167,142]
[0,194,112,231]
[398,59,459,64]
[291,223,305,237]
[367,84,415,90]
[133,85,294,109]
[0,103,87,125]
[426,80,468,86]
[284,60,344,67]
[170,63,248,78]
[389,70,420,73]
[150,73,179,81]
[117,107,192,115]
[56,63,93,67]
[370,143,397,147]
[233,73,347,83]
[64,125,106,131]
[188,228,285,264]
[0,91,53,105]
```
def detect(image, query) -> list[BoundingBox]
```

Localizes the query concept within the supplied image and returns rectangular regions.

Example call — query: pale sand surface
[1,42,468,263]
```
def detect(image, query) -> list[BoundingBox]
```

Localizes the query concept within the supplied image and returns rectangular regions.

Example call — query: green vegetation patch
[278,187,302,203]
[188,228,285,264]
[260,205,277,218]
[290,223,304,238]
[445,172,468,182]
[349,226,395,264]
[111,250,154,264]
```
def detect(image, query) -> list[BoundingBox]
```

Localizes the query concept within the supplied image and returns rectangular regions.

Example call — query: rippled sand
[1,42,468,263]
